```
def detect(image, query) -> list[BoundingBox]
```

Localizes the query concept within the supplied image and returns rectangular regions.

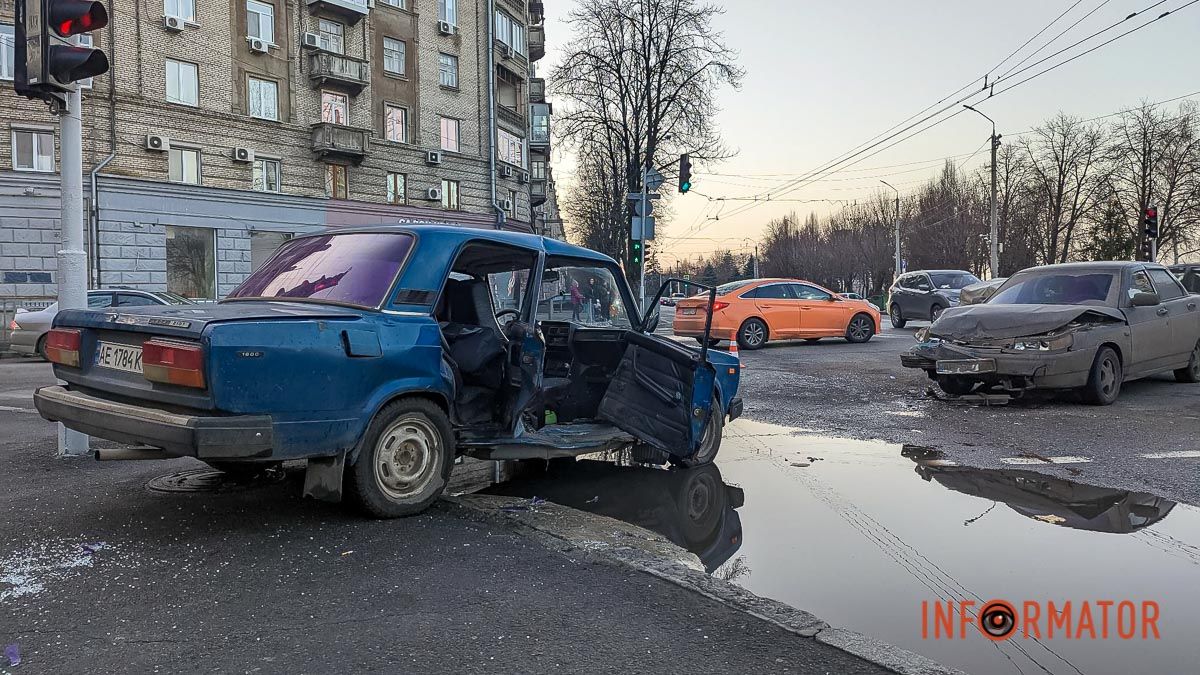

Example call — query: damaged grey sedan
[901,262,1200,404]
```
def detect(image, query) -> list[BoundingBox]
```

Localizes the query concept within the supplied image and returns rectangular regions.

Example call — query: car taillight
[45,328,82,367]
[142,340,205,388]
[711,301,730,312]
[8,319,18,331]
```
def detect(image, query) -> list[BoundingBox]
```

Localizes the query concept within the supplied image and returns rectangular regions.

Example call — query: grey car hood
[930,303,1125,341]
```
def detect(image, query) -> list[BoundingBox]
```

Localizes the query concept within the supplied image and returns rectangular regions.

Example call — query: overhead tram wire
[994,0,1116,81]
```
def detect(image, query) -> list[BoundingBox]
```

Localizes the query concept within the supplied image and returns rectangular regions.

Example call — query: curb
[446,494,964,675]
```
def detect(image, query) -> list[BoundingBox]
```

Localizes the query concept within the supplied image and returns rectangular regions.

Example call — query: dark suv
[888,269,980,328]
[1170,264,1200,294]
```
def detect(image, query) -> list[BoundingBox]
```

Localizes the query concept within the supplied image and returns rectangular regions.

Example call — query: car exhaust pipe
[94,448,174,461]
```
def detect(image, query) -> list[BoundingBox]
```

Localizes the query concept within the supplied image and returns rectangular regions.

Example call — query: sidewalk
[0,422,889,674]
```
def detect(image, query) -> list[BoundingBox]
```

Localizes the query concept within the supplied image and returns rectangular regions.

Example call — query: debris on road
[4,644,19,668]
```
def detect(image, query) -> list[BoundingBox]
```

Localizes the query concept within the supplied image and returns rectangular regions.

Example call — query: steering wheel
[495,308,521,323]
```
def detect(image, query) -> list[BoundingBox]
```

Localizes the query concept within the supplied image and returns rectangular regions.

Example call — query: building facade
[0,0,556,301]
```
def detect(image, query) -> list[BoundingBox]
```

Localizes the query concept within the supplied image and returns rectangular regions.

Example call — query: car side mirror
[1132,291,1161,307]
[645,311,660,332]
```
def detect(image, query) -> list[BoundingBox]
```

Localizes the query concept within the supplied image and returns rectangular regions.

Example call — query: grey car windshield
[989,272,1115,306]
[929,272,980,289]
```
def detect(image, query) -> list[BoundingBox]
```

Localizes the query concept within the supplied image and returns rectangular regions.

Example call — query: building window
[253,157,281,192]
[248,76,278,120]
[165,0,196,22]
[440,117,460,152]
[251,231,290,271]
[438,53,458,88]
[381,0,405,7]
[530,102,550,144]
[384,104,408,143]
[0,25,14,81]
[166,225,215,299]
[508,189,518,219]
[165,59,199,106]
[441,179,459,210]
[382,37,405,76]
[317,19,344,54]
[325,164,348,199]
[321,91,348,124]
[12,130,54,172]
[531,159,546,180]
[495,10,524,54]
[247,0,274,43]
[387,172,406,204]
[168,146,201,184]
[76,35,94,88]
[438,0,457,25]
[497,128,524,168]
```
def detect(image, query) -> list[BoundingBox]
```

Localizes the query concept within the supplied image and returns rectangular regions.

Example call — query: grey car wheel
[737,318,768,350]
[35,335,48,361]
[889,304,907,329]
[675,395,723,468]
[1083,347,1123,406]
[845,314,875,343]
[930,304,945,322]
[1175,341,1200,383]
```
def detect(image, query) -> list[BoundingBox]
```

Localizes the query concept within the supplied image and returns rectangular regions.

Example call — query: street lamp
[963,105,1001,279]
[881,180,900,277]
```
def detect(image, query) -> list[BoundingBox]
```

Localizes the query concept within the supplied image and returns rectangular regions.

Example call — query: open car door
[597,279,719,461]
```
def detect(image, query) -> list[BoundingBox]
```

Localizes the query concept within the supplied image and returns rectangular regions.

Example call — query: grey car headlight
[1009,334,1073,352]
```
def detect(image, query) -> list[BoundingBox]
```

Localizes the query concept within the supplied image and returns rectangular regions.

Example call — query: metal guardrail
[1,298,54,352]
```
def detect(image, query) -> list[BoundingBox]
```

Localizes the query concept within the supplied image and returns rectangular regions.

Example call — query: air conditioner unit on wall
[500,165,514,179]
[248,37,269,53]
[302,32,321,49]
[502,199,514,211]
[232,147,254,162]
[500,44,514,60]
[426,187,442,201]
[145,135,168,151]
[426,150,443,165]
[163,15,185,31]
[519,171,530,184]
[437,21,455,35]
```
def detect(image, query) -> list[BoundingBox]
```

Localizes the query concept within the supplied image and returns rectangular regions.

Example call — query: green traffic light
[680,181,691,193]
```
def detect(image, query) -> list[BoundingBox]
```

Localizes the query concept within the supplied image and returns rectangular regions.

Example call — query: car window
[1129,270,1154,300]
[752,284,792,300]
[87,293,114,308]
[715,280,755,295]
[929,272,981,289]
[537,265,632,329]
[791,284,831,300]
[117,293,160,307]
[991,272,1115,306]
[1148,269,1185,301]
[897,275,914,289]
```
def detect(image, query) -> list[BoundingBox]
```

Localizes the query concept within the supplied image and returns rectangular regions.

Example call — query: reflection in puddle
[494,419,1200,675]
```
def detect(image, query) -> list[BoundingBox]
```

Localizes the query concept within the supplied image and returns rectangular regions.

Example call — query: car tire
[346,398,455,518]
[1083,346,1123,406]
[35,335,48,361]
[674,394,723,468]
[845,313,875,344]
[936,375,975,397]
[889,305,907,329]
[1175,340,1200,383]
[737,318,768,350]
[930,304,945,322]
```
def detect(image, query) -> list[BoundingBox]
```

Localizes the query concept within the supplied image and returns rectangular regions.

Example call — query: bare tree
[1021,114,1109,264]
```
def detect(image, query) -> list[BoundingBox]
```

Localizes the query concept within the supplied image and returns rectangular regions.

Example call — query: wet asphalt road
[0,358,887,674]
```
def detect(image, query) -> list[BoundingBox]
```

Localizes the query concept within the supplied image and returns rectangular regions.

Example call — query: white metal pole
[58,88,90,457]
[989,134,1000,277]
[638,165,647,313]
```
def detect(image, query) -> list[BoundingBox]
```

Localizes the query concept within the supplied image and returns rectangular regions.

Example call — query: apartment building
[0,0,555,301]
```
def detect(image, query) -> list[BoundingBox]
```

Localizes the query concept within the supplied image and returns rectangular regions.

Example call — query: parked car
[1170,264,1200,294]
[9,288,193,358]
[901,261,1200,404]
[34,225,742,518]
[672,278,882,349]
[888,269,981,327]
[659,292,687,307]
[958,278,1007,306]
[839,292,866,301]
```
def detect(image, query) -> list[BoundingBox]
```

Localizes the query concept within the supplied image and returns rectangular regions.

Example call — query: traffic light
[15,0,109,106]
[678,153,692,194]
[1143,206,1159,239]
[628,238,643,271]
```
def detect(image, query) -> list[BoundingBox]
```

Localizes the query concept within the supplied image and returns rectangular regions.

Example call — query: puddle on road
[491,419,1200,675]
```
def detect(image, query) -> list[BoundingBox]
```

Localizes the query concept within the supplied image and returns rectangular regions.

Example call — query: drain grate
[147,468,282,494]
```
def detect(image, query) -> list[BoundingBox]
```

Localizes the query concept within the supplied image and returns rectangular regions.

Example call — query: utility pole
[58,88,90,457]
[965,105,1001,278]
[754,245,759,278]
[881,180,900,277]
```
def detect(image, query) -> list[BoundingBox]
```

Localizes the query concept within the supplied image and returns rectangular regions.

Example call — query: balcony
[530,77,546,103]
[311,123,369,164]
[531,178,547,207]
[306,0,368,23]
[529,1,545,24]
[309,52,370,94]
[530,103,550,151]
[528,24,545,62]
[498,105,525,130]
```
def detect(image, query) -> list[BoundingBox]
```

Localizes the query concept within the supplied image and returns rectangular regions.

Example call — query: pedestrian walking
[570,280,583,321]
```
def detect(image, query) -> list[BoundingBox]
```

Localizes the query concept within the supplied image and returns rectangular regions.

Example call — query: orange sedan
[672,279,882,349]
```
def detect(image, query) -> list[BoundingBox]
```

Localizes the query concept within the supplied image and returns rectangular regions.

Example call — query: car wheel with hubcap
[1083,346,1123,405]
[845,313,875,344]
[889,305,907,329]
[674,395,723,468]
[737,318,768,350]
[347,398,454,518]
[930,304,945,322]
[1175,340,1200,383]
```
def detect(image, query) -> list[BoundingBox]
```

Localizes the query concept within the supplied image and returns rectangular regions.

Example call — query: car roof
[1014,261,1152,274]
[306,223,617,266]
[905,269,973,275]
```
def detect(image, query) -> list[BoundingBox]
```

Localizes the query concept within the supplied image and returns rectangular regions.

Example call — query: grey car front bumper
[903,342,1095,389]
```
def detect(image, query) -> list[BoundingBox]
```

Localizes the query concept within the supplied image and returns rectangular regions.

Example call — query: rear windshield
[929,272,980,289]
[227,232,415,307]
[989,272,1115,306]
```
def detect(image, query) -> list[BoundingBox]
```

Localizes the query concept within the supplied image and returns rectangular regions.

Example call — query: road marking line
[1140,450,1200,459]
[0,405,38,414]
[1000,456,1093,465]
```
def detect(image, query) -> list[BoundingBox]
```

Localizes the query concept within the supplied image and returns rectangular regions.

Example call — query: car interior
[433,241,706,458]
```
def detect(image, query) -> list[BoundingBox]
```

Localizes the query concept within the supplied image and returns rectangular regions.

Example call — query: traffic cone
[728,329,740,362]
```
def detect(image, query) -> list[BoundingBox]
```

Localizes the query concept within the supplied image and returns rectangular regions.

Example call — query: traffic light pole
[988,134,1000,278]
[57,86,89,457]
[639,165,648,312]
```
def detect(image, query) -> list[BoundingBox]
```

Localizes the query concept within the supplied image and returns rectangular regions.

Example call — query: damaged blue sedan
[34,225,741,517]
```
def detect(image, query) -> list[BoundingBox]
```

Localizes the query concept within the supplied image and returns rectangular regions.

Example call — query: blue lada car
[35,225,742,517]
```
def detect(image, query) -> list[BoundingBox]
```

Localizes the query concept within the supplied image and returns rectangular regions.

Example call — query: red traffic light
[1145,207,1158,220]
[49,0,108,37]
